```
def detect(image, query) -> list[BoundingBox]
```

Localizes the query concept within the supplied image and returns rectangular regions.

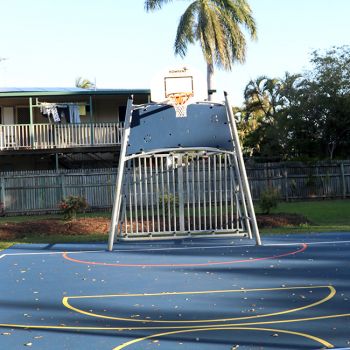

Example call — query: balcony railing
[0,123,124,150]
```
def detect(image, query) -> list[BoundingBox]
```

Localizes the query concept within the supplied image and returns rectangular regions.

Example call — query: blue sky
[0,0,349,105]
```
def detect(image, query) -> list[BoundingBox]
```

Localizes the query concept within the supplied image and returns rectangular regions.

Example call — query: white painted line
[269,240,350,246]
[0,254,5,259]
[1,239,350,258]
[3,250,102,257]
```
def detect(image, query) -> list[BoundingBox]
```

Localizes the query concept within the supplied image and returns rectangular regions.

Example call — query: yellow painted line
[62,285,335,324]
[112,326,334,350]
[0,312,350,331]
[64,285,325,299]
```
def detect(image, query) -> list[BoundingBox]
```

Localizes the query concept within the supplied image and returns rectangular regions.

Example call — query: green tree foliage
[238,45,350,160]
[144,0,257,100]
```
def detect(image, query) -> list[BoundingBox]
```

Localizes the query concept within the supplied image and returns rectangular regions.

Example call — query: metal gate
[108,95,261,249]
[116,152,250,239]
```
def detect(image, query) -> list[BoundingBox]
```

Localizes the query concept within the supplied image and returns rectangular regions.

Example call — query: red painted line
[62,243,308,267]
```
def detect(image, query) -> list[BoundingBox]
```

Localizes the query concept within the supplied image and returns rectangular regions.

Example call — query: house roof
[0,87,150,97]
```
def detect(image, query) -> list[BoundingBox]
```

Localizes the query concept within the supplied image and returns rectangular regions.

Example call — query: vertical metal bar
[166,156,172,231]
[29,97,34,148]
[133,159,139,235]
[149,157,155,233]
[160,156,166,232]
[127,162,133,236]
[202,157,207,230]
[172,154,177,232]
[108,97,134,250]
[213,154,217,229]
[191,156,196,231]
[219,154,223,229]
[155,157,160,232]
[230,152,251,236]
[89,96,94,146]
[144,157,149,234]
[139,158,144,233]
[185,155,190,232]
[208,156,212,229]
[224,154,228,229]
[121,186,127,237]
[229,155,235,230]
[177,154,185,232]
[225,92,262,245]
[197,154,201,231]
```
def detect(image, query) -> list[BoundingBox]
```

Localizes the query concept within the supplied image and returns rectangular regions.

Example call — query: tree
[238,47,350,160]
[307,46,350,159]
[75,77,95,89]
[145,0,257,100]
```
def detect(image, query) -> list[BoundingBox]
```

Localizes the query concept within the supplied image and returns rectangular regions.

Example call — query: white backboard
[151,67,206,103]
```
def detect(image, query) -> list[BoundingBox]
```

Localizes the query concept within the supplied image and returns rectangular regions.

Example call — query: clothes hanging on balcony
[40,104,60,122]
[69,105,81,123]
[57,107,70,123]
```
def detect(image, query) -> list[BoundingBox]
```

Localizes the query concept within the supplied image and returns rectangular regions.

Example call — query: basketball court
[1,233,350,349]
[1,69,349,349]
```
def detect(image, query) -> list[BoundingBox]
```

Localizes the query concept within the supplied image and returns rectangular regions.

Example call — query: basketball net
[167,92,193,118]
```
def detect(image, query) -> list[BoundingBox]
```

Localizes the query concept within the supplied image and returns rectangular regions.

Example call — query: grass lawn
[1,200,350,251]
[257,199,350,233]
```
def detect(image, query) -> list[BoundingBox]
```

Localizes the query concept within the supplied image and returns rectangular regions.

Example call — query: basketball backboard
[151,67,206,105]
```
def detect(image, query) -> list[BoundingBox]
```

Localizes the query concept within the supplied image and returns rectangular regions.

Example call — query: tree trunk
[207,62,215,101]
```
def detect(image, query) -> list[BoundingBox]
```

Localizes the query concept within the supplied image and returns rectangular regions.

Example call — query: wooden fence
[247,161,350,201]
[0,160,349,215]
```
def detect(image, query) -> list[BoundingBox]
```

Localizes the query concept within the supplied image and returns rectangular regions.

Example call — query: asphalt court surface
[0,232,350,349]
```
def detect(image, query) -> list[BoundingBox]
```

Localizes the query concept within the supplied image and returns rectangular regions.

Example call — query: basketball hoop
[167,92,193,118]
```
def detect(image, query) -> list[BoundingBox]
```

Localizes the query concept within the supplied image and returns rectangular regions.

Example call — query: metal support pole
[89,96,94,146]
[108,96,133,251]
[29,97,35,148]
[229,154,253,239]
[224,92,262,246]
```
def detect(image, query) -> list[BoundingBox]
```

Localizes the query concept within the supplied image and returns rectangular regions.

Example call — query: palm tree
[75,77,95,89]
[145,0,257,100]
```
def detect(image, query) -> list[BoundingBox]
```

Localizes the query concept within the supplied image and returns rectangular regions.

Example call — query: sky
[0,0,349,105]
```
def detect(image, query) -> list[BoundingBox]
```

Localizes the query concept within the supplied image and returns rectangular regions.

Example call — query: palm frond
[174,2,199,57]
[144,0,173,12]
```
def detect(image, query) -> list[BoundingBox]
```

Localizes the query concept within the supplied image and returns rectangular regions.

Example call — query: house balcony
[0,122,124,151]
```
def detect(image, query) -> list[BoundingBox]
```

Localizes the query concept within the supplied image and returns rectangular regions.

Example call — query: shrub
[159,192,178,215]
[58,195,88,220]
[259,187,280,214]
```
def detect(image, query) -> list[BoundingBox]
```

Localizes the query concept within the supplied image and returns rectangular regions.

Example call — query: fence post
[284,166,289,202]
[61,173,66,199]
[340,162,346,199]
[1,177,5,214]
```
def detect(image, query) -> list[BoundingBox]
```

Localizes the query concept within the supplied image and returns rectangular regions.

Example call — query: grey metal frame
[108,93,261,250]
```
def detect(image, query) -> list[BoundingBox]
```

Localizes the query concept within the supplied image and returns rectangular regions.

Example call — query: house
[0,87,150,171]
